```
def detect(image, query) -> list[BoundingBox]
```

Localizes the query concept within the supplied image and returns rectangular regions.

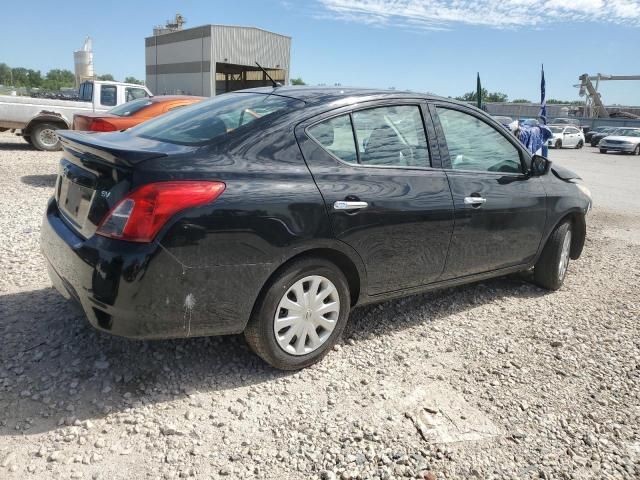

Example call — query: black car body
[586,126,616,144]
[41,87,591,369]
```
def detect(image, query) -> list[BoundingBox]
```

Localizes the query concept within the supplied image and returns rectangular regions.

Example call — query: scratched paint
[183,293,196,336]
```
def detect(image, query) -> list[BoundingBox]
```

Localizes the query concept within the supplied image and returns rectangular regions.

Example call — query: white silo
[74,36,95,87]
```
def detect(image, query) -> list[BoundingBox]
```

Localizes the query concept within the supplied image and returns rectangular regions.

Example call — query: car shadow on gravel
[0,276,548,436]
[0,141,35,151]
[20,174,57,188]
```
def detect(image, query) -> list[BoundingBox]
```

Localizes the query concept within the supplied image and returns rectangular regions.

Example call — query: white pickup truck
[0,80,152,150]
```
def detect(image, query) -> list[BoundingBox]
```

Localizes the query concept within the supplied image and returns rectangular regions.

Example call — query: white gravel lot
[0,132,639,480]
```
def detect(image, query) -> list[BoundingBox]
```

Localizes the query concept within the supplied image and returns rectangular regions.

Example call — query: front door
[430,104,547,279]
[296,102,454,295]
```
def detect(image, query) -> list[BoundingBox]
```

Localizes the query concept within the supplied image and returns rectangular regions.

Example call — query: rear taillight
[90,119,117,132]
[96,181,225,243]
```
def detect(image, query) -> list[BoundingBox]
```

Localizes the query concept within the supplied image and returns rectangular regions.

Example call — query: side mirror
[531,154,551,176]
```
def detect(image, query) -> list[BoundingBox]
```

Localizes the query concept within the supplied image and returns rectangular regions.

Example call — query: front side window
[307,105,430,168]
[100,85,117,107]
[125,87,148,102]
[132,93,304,145]
[437,107,523,174]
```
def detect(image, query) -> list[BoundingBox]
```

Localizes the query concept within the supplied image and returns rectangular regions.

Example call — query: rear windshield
[131,93,305,145]
[109,98,153,117]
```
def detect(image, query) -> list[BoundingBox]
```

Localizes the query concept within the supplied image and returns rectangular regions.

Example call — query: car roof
[238,86,449,106]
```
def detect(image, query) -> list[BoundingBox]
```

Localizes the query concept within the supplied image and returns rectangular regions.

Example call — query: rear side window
[308,115,358,164]
[132,93,304,145]
[353,106,429,167]
[100,85,117,107]
[308,105,431,168]
[436,107,522,174]
[108,98,153,117]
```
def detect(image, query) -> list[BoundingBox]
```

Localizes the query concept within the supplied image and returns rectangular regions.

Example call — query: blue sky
[2,0,639,104]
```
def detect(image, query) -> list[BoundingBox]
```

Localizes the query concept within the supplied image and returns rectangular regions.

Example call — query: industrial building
[145,20,291,97]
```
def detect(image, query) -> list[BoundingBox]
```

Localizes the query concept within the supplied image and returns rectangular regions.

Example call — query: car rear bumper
[40,198,265,339]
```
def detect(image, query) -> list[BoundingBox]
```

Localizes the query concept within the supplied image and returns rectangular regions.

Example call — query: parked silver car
[599,128,640,155]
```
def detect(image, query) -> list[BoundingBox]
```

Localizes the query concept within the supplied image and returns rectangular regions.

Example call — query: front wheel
[30,123,63,151]
[555,140,562,149]
[575,140,584,149]
[600,149,607,154]
[634,145,640,156]
[244,258,351,370]
[533,221,572,291]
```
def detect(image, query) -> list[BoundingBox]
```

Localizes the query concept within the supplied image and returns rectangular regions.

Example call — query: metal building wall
[145,25,291,97]
[210,25,290,85]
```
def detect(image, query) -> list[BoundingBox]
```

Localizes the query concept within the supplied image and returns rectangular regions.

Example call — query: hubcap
[558,230,572,281]
[39,128,58,147]
[273,275,340,356]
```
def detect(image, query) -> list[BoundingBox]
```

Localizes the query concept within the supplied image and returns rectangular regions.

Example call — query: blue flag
[539,65,547,125]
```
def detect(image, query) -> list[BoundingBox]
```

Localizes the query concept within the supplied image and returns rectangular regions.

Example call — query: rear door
[429,103,547,279]
[296,101,454,295]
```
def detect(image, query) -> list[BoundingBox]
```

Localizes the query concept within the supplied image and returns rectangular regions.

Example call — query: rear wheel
[600,149,607,154]
[244,258,351,370]
[555,140,562,149]
[30,123,63,151]
[533,221,572,291]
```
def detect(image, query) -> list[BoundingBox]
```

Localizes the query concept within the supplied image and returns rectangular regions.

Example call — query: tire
[575,140,583,149]
[600,149,607,154]
[533,221,572,291]
[30,123,63,151]
[634,145,640,156]
[555,140,562,149]
[244,257,351,370]
[23,135,33,146]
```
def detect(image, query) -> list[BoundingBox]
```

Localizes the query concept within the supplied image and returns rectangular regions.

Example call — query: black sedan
[41,87,592,370]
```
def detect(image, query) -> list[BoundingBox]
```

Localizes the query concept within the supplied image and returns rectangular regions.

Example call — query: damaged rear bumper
[40,198,268,339]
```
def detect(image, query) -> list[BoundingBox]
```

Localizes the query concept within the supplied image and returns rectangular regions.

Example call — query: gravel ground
[0,132,639,480]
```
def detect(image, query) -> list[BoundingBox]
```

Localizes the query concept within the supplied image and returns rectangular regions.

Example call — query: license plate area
[57,159,98,236]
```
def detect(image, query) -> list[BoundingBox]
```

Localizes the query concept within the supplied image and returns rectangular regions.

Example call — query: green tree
[290,77,306,85]
[124,76,144,85]
[456,88,508,103]
[42,69,75,90]
[97,73,115,81]
[511,98,531,103]
[0,63,12,85]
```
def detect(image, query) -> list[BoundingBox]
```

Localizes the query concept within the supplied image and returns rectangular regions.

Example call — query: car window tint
[100,85,117,107]
[133,93,304,146]
[352,106,430,167]
[125,87,148,102]
[308,114,358,164]
[436,107,522,174]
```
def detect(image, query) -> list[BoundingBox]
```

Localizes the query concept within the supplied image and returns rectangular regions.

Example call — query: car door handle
[464,196,487,205]
[334,200,369,210]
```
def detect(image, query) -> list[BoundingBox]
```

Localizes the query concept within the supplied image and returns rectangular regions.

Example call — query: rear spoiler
[57,130,176,166]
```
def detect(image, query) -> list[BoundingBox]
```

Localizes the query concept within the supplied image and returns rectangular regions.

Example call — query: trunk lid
[54,131,195,238]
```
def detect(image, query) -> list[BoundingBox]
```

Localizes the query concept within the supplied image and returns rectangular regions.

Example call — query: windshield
[550,126,563,133]
[132,93,305,145]
[109,98,153,117]
[614,129,640,137]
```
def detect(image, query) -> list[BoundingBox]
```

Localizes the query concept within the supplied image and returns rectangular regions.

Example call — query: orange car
[73,95,205,132]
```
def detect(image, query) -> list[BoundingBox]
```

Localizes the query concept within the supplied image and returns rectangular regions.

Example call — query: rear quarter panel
[135,114,365,335]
